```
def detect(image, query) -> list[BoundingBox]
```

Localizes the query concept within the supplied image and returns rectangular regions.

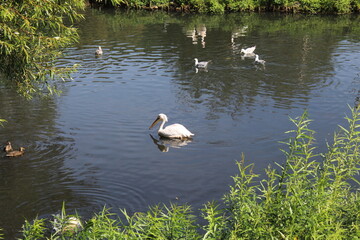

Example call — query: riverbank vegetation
[92,0,360,14]
[7,108,360,239]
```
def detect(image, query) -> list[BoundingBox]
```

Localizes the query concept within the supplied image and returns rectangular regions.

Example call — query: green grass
[18,108,360,239]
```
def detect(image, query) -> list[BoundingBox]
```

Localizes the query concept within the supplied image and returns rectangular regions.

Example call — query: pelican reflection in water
[149,134,192,152]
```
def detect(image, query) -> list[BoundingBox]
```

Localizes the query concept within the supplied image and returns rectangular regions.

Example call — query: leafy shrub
[0,0,84,98]
[334,0,352,13]
[298,0,321,12]
[224,109,360,239]
[226,0,258,11]
[206,0,226,13]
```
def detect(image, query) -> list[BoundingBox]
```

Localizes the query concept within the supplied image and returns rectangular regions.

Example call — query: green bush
[206,0,226,13]
[334,0,352,13]
[300,0,322,12]
[224,109,360,238]
[353,0,360,10]
[226,0,258,11]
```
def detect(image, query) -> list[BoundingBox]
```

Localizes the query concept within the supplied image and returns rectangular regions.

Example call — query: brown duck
[3,141,13,153]
[6,147,25,157]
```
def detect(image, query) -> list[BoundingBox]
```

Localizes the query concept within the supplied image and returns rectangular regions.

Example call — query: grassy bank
[6,108,360,239]
[90,0,360,14]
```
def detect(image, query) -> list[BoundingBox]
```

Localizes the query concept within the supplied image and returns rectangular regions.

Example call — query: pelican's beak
[149,116,161,129]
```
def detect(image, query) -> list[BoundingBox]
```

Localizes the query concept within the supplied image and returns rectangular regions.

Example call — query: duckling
[95,46,103,56]
[3,141,13,153]
[6,147,25,157]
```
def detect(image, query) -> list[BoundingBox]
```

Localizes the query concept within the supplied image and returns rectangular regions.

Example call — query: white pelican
[241,46,256,55]
[95,46,103,56]
[194,58,210,68]
[149,113,194,139]
[254,54,266,65]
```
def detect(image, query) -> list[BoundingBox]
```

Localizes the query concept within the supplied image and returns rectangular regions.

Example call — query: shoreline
[88,0,360,14]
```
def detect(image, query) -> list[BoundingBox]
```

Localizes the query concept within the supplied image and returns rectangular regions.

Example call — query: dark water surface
[1,9,360,238]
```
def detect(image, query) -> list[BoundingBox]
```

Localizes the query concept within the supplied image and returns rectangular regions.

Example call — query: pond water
[1,8,360,238]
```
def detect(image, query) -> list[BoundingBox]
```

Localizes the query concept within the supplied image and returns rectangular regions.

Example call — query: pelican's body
[149,113,194,139]
[95,46,103,56]
[254,54,266,65]
[194,58,210,68]
[6,147,25,157]
[4,141,13,153]
[241,46,256,55]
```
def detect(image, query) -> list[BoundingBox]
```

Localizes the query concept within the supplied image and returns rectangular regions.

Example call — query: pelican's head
[149,113,168,129]
[158,113,168,122]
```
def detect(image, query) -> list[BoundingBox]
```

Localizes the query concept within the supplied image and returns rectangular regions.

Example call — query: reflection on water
[149,134,193,152]
[231,26,249,54]
[1,9,360,239]
[184,24,207,48]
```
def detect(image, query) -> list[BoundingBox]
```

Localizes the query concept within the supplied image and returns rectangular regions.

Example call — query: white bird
[149,113,194,139]
[95,46,103,56]
[240,46,256,55]
[194,58,210,68]
[254,54,266,65]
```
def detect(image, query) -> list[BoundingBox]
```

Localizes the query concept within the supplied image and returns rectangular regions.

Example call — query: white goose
[240,46,256,55]
[254,54,266,65]
[194,58,210,68]
[149,113,194,139]
[95,46,103,56]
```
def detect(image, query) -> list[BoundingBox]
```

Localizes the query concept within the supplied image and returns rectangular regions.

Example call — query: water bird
[6,147,25,157]
[254,54,266,65]
[3,141,13,153]
[149,113,194,139]
[194,58,210,69]
[95,46,103,56]
[241,46,256,55]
